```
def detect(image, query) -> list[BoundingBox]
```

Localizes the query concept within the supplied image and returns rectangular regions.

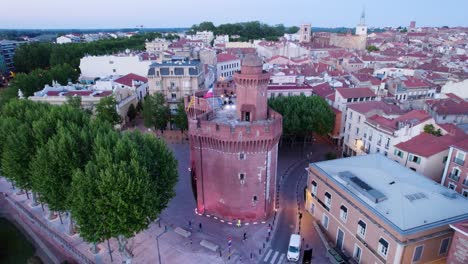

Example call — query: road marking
[278,253,286,264]
[270,251,279,264]
[264,249,273,262]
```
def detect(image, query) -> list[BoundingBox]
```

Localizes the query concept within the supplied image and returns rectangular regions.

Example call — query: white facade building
[214,35,229,45]
[342,101,403,157]
[346,110,434,158]
[216,53,241,81]
[194,31,214,46]
[56,35,81,44]
[79,54,152,79]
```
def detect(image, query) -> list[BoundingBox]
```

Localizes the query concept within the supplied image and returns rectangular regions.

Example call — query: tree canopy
[13,32,163,74]
[423,124,442,137]
[0,64,79,108]
[173,102,188,132]
[366,45,379,52]
[268,95,335,137]
[143,93,169,132]
[189,21,299,41]
[0,99,178,258]
[95,96,121,126]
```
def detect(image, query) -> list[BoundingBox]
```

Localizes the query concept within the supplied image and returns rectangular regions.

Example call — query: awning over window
[311,181,317,186]
[358,220,366,228]
[379,238,388,248]
[340,205,347,212]
[325,192,331,199]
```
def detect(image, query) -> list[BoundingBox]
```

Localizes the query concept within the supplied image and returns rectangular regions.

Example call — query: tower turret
[234,54,270,122]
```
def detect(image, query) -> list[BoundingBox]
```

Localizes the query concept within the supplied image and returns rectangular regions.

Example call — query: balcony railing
[453,157,465,166]
[377,140,382,146]
[449,173,460,182]
[385,143,389,149]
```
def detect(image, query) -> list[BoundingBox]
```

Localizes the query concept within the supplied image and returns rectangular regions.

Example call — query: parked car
[287,234,301,262]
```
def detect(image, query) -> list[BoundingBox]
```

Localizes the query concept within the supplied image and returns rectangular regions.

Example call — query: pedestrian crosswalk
[263,249,286,264]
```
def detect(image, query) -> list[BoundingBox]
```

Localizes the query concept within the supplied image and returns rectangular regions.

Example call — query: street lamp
[156,234,162,264]
[354,138,363,154]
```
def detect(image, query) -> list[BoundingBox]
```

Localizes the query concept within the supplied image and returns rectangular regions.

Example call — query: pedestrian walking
[199,222,202,232]
[243,232,247,241]
[188,220,192,229]
[236,219,241,227]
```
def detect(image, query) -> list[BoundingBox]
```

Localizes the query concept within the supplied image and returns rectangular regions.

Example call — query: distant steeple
[355,5,368,36]
[360,6,366,25]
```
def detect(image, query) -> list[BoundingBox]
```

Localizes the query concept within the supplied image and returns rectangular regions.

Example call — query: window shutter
[358,220,366,229]
[340,205,347,213]
[379,238,389,248]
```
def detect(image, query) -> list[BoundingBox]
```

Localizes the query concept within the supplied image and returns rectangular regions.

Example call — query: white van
[287,234,301,261]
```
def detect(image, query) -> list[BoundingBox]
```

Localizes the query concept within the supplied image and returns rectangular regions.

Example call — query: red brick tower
[185,54,282,222]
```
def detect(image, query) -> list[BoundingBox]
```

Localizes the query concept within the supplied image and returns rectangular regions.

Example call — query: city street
[260,142,333,264]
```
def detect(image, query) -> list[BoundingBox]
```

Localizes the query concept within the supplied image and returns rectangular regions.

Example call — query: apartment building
[147,60,204,113]
[424,93,468,124]
[0,40,23,75]
[386,76,436,101]
[305,154,468,264]
[342,101,403,157]
[332,87,377,145]
[145,38,171,54]
[392,131,466,183]
[357,110,433,157]
[216,53,241,81]
[79,53,153,79]
[447,221,468,264]
[441,138,468,197]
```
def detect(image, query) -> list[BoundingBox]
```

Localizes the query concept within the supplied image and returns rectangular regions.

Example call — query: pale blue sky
[2,0,466,29]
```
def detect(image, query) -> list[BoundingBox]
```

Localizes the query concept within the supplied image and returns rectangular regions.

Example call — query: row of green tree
[268,95,335,139]
[0,64,79,108]
[142,93,188,133]
[0,99,178,260]
[189,21,299,41]
[14,32,163,73]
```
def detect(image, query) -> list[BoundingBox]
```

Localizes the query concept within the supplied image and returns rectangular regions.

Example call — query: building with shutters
[305,154,468,264]
[147,60,205,113]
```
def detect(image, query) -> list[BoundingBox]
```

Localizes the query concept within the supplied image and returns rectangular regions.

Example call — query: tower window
[253,195,258,202]
[239,153,246,160]
[239,173,245,184]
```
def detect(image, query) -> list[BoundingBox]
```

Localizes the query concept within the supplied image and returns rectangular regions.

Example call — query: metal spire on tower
[360,5,366,25]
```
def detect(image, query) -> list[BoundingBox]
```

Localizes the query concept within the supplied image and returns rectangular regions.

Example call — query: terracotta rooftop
[453,138,468,152]
[403,76,433,88]
[114,73,148,87]
[267,85,312,91]
[425,95,468,115]
[335,87,376,99]
[352,73,382,85]
[395,132,464,157]
[366,110,431,132]
[64,91,93,96]
[217,53,239,63]
[347,101,403,116]
[310,83,334,98]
